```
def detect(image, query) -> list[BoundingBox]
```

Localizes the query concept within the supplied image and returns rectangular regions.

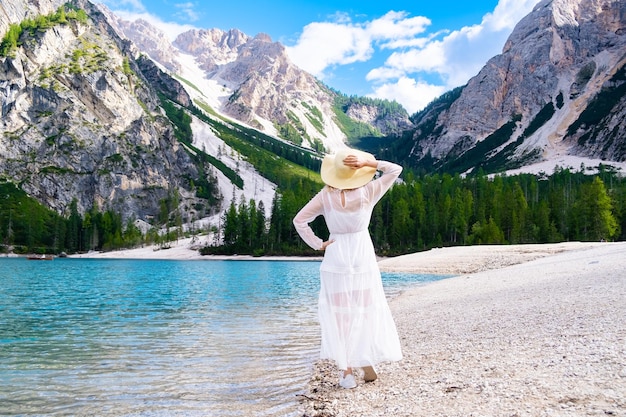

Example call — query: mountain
[2,0,625,242]
[99,8,414,153]
[389,0,626,175]
[0,0,349,241]
[0,0,221,225]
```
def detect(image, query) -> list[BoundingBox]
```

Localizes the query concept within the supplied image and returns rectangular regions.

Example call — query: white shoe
[339,372,357,389]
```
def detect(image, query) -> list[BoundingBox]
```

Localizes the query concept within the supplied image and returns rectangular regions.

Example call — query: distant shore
[68,238,610,275]
[68,237,323,262]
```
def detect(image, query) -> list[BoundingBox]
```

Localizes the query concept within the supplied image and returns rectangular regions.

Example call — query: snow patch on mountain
[175,52,232,113]
[505,155,626,177]
[190,117,276,216]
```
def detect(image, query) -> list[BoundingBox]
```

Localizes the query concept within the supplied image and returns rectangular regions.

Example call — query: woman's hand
[321,239,335,250]
[342,154,377,169]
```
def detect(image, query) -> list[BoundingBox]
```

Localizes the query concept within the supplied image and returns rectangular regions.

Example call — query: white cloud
[174,2,200,23]
[285,22,373,78]
[370,77,447,114]
[285,11,430,79]
[96,0,195,41]
[287,0,541,114]
[367,0,541,113]
[380,30,443,50]
[366,11,430,40]
[100,0,197,41]
[366,66,405,83]
[488,0,541,31]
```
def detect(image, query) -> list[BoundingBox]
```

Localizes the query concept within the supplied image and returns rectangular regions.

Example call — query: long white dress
[293,161,403,370]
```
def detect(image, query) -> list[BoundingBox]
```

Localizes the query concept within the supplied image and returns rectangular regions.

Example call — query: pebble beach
[300,241,626,416]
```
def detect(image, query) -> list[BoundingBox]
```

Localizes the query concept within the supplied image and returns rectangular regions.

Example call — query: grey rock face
[345,102,414,136]
[0,0,65,37]
[407,0,626,171]
[0,0,214,222]
[98,4,182,74]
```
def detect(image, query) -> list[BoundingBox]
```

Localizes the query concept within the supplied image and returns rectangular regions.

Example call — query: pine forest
[3,164,623,257]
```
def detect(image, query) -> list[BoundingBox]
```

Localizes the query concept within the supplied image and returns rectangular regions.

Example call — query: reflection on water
[0,258,446,416]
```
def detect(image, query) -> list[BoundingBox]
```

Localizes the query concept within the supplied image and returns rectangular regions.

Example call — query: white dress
[293,161,403,370]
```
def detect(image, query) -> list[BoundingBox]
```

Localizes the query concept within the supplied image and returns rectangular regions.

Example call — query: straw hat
[320,148,377,190]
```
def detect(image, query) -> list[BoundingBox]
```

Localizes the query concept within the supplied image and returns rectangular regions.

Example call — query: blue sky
[97,0,541,114]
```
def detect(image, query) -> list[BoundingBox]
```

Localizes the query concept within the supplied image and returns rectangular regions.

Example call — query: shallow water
[0,258,447,416]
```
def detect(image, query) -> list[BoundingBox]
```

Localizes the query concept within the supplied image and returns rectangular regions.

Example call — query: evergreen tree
[237,197,250,251]
[252,200,267,252]
[451,187,472,244]
[468,217,505,244]
[222,202,239,246]
[123,219,143,248]
[573,177,619,241]
[66,199,82,252]
[389,197,411,249]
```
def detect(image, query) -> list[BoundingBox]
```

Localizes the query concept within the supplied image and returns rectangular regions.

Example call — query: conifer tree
[573,177,618,241]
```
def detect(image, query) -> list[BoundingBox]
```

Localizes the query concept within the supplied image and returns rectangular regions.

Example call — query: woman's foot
[339,369,357,389]
[362,365,377,382]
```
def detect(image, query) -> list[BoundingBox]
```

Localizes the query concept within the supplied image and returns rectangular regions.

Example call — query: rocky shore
[300,242,626,417]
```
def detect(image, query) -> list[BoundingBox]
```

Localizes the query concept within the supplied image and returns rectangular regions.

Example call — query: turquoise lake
[0,258,448,416]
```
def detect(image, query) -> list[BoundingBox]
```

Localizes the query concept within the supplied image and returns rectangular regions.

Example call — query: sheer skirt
[318,230,402,370]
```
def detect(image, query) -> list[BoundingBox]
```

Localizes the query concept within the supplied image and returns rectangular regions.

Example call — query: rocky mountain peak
[96,4,181,74]
[253,33,273,43]
[174,28,250,68]
[106,15,412,152]
[405,0,626,174]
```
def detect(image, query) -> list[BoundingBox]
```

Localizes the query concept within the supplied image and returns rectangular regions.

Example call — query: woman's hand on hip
[321,239,335,250]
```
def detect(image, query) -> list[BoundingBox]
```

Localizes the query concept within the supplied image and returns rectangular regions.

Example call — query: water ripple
[0,258,445,416]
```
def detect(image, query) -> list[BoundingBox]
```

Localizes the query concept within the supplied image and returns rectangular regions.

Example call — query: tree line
[0,182,178,255]
[201,166,624,257]
[1,166,624,256]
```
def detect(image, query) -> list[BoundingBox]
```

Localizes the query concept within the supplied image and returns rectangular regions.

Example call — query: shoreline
[68,239,609,275]
[69,253,325,262]
[67,237,324,262]
[300,241,626,416]
[377,241,610,274]
[62,240,626,415]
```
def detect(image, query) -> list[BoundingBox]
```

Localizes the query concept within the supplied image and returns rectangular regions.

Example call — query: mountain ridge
[99,7,413,153]
[0,0,220,224]
[392,0,626,175]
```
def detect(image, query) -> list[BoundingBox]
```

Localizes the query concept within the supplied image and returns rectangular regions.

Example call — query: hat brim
[320,148,377,189]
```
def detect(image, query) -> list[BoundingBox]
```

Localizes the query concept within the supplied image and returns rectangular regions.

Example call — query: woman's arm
[367,160,403,203]
[342,153,402,203]
[292,191,325,250]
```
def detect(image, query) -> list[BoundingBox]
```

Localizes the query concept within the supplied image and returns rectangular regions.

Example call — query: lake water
[0,258,449,416]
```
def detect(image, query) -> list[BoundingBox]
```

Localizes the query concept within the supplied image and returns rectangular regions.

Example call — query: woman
[293,147,403,389]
